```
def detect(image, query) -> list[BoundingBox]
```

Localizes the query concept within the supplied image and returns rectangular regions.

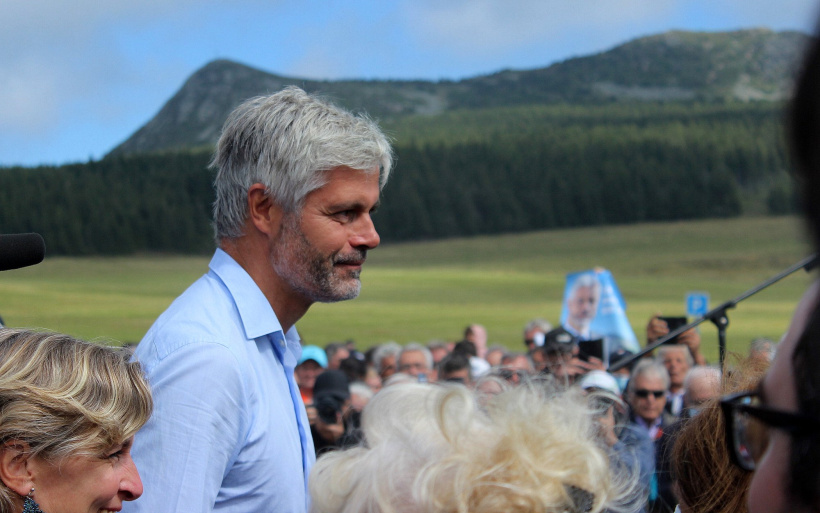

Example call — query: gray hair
[569,273,601,298]
[683,365,721,393]
[523,318,553,336]
[426,340,449,352]
[749,337,776,361]
[211,86,394,240]
[628,359,670,395]
[398,342,434,371]
[349,381,374,402]
[657,343,694,367]
[372,341,402,376]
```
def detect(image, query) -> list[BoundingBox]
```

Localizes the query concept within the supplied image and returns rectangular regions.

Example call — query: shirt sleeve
[126,339,251,513]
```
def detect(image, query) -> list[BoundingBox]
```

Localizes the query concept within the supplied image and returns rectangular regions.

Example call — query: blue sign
[686,292,710,317]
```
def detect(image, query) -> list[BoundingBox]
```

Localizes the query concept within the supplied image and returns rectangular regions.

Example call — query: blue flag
[560,268,640,360]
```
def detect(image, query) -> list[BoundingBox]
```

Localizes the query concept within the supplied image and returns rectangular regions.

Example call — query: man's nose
[351,214,380,249]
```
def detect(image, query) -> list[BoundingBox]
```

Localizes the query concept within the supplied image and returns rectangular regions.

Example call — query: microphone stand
[609,253,818,372]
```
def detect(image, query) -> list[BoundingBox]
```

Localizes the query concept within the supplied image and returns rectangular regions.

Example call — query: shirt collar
[209,248,301,355]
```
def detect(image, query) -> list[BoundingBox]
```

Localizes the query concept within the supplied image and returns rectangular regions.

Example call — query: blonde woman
[309,382,638,513]
[0,329,152,513]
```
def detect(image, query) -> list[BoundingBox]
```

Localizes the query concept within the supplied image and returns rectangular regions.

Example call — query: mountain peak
[108,28,807,158]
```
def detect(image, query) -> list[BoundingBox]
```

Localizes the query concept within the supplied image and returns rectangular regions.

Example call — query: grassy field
[0,216,814,361]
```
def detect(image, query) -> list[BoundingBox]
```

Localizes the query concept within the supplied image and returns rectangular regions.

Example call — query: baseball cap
[313,369,350,401]
[541,327,577,354]
[579,370,621,397]
[298,345,328,368]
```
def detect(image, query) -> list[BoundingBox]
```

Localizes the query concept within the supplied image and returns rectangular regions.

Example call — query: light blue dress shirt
[126,249,315,513]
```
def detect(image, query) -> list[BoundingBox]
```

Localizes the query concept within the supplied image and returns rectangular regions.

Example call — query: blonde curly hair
[309,382,637,513]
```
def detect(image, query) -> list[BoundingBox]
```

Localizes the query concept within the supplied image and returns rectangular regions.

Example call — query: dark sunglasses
[720,390,820,471]
[634,389,665,399]
[498,368,528,381]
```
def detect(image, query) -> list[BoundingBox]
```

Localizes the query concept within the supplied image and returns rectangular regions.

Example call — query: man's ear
[247,183,284,237]
[0,441,34,496]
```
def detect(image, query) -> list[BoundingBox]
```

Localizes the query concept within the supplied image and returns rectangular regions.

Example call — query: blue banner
[560,268,640,359]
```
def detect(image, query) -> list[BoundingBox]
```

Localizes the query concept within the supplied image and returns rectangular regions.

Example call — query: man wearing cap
[311,370,354,456]
[296,345,328,405]
[540,326,576,381]
[540,327,603,385]
[128,87,393,513]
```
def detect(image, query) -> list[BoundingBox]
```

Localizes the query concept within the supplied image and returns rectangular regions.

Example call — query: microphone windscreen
[0,233,46,271]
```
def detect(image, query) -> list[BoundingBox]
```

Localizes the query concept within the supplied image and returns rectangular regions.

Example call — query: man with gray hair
[523,317,552,351]
[564,273,601,340]
[372,341,402,380]
[657,344,694,417]
[627,360,675,441]
[397,342,434,381]
[128,86,393,513]
[748,336,777,362]
[626,360,677,513]
[681,365,721,417]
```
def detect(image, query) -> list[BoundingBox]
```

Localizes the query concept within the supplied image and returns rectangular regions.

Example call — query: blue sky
[2,0,819,167]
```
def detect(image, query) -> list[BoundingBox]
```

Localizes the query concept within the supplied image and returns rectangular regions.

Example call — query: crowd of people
[3,22,820,513]
[295,318,768,513]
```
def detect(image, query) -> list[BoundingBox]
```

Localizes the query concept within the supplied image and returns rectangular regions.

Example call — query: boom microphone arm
[609,253,819,372]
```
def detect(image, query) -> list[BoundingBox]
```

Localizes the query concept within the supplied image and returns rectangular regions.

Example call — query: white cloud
[400,0,675,57]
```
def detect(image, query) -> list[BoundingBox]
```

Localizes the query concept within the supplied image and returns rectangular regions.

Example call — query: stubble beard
[272,218,364,303]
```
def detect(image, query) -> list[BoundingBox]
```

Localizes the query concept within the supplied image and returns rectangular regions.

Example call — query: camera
[314,393,345,425]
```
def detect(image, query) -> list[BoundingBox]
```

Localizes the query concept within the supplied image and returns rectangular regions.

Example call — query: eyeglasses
[497,368,529,383]
[720,390,820,471]
[399,362,426,372]
[633,389,665,399]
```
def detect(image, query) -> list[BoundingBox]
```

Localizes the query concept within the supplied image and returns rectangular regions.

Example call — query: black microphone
[0,233,46,271]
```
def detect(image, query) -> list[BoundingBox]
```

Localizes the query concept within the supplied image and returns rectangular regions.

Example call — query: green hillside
[0,29,805,257]
[0,216,812,361]
[0,101,795,255]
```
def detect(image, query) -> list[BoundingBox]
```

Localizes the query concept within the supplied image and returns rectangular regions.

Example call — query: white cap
[579,370,621,397]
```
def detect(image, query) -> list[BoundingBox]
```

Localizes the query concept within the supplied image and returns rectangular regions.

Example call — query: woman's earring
[22,487,44,513]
